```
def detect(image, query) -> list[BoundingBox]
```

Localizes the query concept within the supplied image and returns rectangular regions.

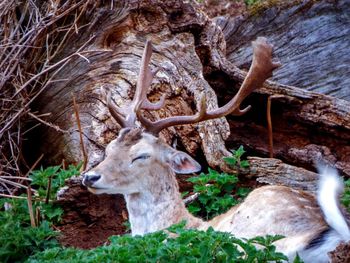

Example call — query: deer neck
[124,168,204,236]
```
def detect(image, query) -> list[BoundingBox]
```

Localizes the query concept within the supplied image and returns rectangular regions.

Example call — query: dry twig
[27,186,36,227]
[72,93,88,171]
[0,0,101,180]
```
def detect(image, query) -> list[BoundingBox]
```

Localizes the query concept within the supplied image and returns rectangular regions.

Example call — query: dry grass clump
[0,0,104,194]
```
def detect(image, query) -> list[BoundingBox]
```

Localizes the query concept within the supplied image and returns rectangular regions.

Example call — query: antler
[107,40,165,128]
[108,37,280,135]
[137,37,281,135]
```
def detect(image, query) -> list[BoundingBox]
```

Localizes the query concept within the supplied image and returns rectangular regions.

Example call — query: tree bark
[246,157,318,193]
[35,0,232,171]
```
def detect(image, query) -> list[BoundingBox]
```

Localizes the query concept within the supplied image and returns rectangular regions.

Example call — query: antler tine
[106,91,128,127]
[138,37,281,135]
[137,95,208,135]
[133,41,165,111]
[106,40,165,128]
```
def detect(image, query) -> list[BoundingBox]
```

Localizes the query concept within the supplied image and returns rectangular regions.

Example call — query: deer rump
[82,39,350,262]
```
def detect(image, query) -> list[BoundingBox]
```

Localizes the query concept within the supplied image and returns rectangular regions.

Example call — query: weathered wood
[213,64,350,177]
[246,156,318,193]
[35,0,232,171]
[215,0,350,100]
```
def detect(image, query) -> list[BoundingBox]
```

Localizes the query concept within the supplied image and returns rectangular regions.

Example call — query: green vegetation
[1,148,312,263]
[28,222,288,263]
[29,164,81,223]
[0,198,58,263]
[0,164,81,262]
[187,168,250,219]
[187,147,250,219]
[223,145,250,170]
[341,178,350,212]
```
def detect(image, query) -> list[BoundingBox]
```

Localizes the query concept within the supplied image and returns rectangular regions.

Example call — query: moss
[247,0,320,17]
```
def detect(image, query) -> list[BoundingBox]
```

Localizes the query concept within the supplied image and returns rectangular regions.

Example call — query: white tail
[317,166,350,241]
[82,39,349,262]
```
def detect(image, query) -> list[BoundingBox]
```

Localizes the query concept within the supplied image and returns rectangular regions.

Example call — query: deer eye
[131,154,150,163]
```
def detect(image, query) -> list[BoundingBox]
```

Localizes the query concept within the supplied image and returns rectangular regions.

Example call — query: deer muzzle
[82,172,101,188]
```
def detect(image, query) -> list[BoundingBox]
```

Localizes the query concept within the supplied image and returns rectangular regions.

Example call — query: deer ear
[167,151,201,174]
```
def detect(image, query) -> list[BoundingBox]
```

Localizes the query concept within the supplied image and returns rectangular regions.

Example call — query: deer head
[82,38,280,195]
[82,126,201,195]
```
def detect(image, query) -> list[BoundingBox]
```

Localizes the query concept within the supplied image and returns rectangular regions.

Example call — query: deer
[82,38,350,262]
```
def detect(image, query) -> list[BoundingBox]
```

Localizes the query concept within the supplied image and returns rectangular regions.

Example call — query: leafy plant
[186,146,250,219]
[30,164,81,200]
[341,178,350,212]
[223,145,249,170]
[28,223,288,263]
[0,164,81,262]
[0,198,58,263]
[186,168,250,219]
[29,163,81,223]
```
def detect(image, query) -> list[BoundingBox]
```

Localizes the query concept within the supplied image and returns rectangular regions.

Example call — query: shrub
[223,145,249,170]
[186,147,250,219]
[0,164,80,262]
[28,222,288,263]
[29,164,81,223]
[187,169,250,219]
[0,198,58,263]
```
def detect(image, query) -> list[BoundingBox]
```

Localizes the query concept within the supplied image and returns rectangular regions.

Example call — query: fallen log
[247,156,318,193]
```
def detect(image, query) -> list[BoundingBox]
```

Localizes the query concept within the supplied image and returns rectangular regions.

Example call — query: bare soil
[56,177,127,249]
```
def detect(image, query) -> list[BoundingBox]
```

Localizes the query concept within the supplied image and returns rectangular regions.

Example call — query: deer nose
[82,172,101,187]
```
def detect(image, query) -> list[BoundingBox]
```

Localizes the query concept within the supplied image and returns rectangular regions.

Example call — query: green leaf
[223,156,237,166]
[188,204,201,214]
[341,178,350,212]
[293,253,305,263]
[240,160,250,169]
[235,187,251,198]
[40,204,64,223]
[185,149,251,220]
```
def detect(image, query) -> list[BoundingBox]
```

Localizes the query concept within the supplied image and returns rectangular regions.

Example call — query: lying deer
[82,38,350,262]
